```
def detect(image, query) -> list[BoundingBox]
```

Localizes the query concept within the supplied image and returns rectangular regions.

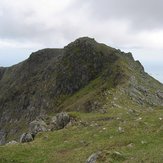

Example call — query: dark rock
[0,132,6,145]
[20,133,34,143]
[50,112,70,130]
[55,37,118,95]
[135,60,144,72]
[0,67,5,80]
[157,91,163,99]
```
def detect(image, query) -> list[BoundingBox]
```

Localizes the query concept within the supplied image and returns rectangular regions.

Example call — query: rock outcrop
[50,112,70,130]
[0,131,6,145]
[17,112,71,144]
[29,119,48,135]
[20,133,34,143]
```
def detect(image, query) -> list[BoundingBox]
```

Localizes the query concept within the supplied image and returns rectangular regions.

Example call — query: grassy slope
[0,106,163,163]
[0,78,163,162]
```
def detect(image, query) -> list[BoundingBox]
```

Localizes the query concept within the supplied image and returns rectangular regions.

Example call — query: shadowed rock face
[0,67,5,80]
[55,37,118,95]
[0,37,163,142]
[0,132,6,145]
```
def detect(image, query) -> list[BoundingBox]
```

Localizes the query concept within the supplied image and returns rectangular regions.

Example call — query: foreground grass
[0,106,163,163]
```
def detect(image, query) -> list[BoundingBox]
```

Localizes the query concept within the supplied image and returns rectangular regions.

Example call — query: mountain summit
[0,37,163,142]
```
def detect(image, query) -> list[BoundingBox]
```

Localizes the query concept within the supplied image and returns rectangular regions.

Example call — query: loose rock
[86,151,101,163]
[50,112,70,130]
[20,133,34,143]
[29,119,48,135]
[118,127,124,133]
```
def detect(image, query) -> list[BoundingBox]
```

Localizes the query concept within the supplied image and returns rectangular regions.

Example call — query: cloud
[0,0,163,49]
[88,0,163,30]
[0,0,162,82]
[0,0,79,45]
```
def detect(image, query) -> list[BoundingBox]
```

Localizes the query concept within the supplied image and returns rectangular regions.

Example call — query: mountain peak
[72,36,96,44]
[65,37,97,49]
[0,37,163,143]
[75,36,95,41]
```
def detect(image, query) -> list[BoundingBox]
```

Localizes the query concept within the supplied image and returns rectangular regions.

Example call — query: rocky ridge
[0,37,163,143]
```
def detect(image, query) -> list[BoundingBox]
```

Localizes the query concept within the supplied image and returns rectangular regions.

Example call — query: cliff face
[0,37,163,142]
[0,67,5,80]
[54,38,118,95]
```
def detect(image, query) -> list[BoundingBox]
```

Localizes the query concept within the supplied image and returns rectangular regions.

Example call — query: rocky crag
[0,37,163,143]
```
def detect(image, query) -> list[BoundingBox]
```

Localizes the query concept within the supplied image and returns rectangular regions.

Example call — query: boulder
[20,133,34,143]
[29,119,48,135]
[86,151,101,163]
[50,112,70,130]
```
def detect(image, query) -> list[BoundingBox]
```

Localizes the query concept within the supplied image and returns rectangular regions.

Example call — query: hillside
[1,108,163,162]
[0,37,163,162]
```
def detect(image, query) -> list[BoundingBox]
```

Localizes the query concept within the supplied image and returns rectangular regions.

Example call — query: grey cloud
[0,1,84,47]
[87,0,163,30]
[0,8,44,39]
[1,0,163,47]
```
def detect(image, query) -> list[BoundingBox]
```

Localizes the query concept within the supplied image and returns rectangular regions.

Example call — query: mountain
[0,37,163,144]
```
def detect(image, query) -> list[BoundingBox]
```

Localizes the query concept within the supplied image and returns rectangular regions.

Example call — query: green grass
[1,106,163,163]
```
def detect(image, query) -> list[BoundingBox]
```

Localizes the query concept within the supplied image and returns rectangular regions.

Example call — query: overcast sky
[0,0,163,83]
